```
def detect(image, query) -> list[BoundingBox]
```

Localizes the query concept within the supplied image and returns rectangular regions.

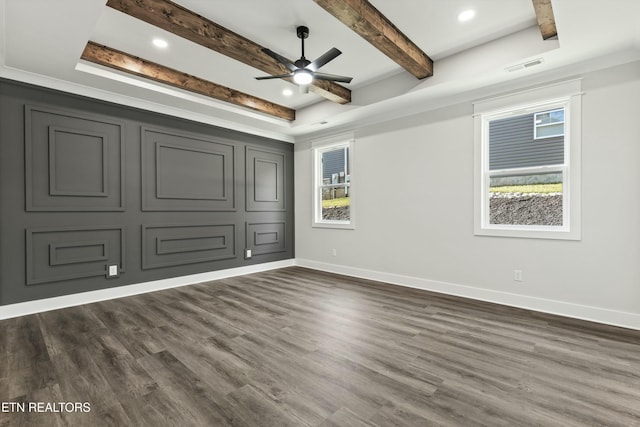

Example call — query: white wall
[295,61,640,328]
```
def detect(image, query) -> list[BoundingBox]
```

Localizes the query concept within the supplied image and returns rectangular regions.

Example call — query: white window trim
[312,137,355,229]
[473,79,582,240]
[534,108,565,139]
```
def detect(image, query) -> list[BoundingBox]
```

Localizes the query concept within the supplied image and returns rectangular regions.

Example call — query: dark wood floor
[1,267,640,426]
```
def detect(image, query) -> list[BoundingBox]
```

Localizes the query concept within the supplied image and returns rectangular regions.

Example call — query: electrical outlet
[107,265,119,278]
[332,248,337,257]
[513,269,523,282]
[245,249,252,259]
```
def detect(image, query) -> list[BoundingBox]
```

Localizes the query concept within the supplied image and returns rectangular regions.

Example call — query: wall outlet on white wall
[513,269,523,282]
[332,248,337,257]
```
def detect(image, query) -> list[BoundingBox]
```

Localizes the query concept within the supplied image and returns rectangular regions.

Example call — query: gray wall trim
[24,104,126,211]
[141,223,236,270]
[141,125,237,212]
[25,225,125,285]
[246,222,287,256]
[245,146,287,212]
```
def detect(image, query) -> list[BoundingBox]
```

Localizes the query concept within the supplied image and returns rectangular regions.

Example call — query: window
[534,108,565,139]
[313,140,354,229]
[474,80,582,240]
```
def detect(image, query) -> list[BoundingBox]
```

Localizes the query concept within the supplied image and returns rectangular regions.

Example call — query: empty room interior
[1,0,640,425]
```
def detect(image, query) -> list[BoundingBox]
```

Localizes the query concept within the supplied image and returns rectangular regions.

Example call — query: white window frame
[312,138,355,229]
[473,80,582,240]
[534,108,565,139]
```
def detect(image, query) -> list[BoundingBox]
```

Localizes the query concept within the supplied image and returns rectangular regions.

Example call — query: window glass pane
[489,113,564,169]
[322,148,347,184]
[489,172,563,226]
[322,186,350,221]
[535,109,564,125]
[536,123,564,138]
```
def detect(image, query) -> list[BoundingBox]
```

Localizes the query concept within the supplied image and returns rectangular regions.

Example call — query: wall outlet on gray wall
[107,265,119,278]
[245,249,252,259]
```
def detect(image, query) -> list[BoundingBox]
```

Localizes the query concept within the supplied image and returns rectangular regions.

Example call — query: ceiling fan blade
[312,72,353,83]
[255,73,294,80]
[308,48,341,71]
[262,48,298,72]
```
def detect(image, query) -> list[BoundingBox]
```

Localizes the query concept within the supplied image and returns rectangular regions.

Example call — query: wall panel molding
[246,222,286,256]
[48,126,109,197]
[142,223,236,269]
[49,240,109,266]
[141,126,235,211]
[245,146,285,211]
[26,226,125,285]
[25,104,125,211]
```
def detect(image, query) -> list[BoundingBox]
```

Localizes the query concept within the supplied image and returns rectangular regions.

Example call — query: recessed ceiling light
[152,38,168,48]
[282,88,293,97]
[458,9,476,22]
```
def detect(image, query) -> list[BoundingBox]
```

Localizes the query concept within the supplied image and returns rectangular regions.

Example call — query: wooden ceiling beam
[106,0,351,104]
[81,42,295,121]
[313,0,433,79]
[532,0,558,40]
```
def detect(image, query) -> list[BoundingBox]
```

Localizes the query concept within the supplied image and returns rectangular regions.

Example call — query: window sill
[312,221,355,230]
[474,226,580,241]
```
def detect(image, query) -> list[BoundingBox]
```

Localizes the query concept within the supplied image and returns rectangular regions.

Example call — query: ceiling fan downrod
[296,26,310,69]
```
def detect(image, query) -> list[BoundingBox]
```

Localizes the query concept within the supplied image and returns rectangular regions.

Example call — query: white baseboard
[295,259,640,331]
[3,257,640,331]
[0,260,295,320]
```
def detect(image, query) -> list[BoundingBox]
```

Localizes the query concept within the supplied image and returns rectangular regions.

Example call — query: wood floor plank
[50,347,133,426]
[5,315,56,401]
[1,266,639,426]
[319,406,377,427]
[136,350,245,426]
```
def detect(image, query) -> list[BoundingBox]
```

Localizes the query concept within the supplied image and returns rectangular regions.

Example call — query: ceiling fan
[256,26,353,91]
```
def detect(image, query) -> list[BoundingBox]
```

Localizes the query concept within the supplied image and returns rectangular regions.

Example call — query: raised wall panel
[25,105,125,211]
[142,127,235,211]
[49,240,108,266]
[246,147,285,211]
[142,224,236,269]
[26,226,125,285]
[246,222,286,256]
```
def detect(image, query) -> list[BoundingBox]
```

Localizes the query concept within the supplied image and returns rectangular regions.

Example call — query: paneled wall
[0,79,294,305]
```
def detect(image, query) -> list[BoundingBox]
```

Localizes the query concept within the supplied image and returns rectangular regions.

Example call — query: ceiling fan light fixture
[293,69,313,85]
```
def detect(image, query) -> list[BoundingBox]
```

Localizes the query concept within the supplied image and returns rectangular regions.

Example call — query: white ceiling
[1,0,640,141]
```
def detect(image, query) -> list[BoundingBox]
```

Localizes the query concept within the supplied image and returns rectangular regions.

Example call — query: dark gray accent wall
[0,78,294,306]
[489,113,564,170]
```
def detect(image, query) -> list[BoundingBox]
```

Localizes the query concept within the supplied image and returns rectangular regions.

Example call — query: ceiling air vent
[505,58,544,73]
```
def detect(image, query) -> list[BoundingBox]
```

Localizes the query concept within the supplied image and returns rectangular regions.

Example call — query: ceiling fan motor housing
[295,58,311,68]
